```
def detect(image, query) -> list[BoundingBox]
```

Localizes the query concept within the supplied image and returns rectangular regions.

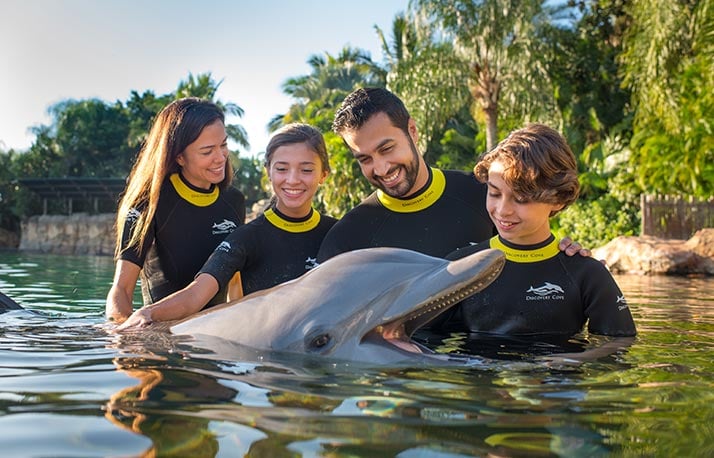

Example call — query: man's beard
[372,138,421,198]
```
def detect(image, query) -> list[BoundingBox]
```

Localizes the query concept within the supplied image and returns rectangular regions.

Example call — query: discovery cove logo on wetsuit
[526,282,565,301]
[377,168,445,213]
[305,257,319,270]
[212,219,237,235]
[126,207,141,222]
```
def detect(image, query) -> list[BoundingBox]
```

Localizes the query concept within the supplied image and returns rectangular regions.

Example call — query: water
[0,251,712,457]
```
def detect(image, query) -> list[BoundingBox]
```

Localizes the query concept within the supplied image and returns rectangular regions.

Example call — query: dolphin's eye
[311,334,331,349]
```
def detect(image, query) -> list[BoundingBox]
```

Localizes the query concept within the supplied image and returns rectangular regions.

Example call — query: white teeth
[382,170,400,184]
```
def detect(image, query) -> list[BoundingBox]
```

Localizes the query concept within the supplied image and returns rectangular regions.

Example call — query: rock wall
[0,228,20,249]
[19,213,116,256]
[593,228,714,276]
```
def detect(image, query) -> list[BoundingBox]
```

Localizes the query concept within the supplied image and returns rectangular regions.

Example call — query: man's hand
[559,236,591,257]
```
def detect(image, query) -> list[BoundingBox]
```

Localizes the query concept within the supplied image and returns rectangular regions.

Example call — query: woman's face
[267,142,328,218]
[176,120,229,189]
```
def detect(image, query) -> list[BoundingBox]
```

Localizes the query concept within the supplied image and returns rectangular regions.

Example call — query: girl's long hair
[115,97,233,256]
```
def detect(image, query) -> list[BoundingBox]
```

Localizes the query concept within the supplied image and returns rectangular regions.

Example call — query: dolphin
[171,247,505,365]
[0,291,24,312]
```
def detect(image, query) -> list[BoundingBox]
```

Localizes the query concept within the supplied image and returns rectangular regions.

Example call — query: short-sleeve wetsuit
[118,173,246,307]
[317,167,494,262]
[199,207,337,296]
[445,234,637,337]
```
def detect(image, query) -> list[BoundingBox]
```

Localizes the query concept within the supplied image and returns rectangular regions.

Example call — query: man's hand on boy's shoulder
[559,236,592,258]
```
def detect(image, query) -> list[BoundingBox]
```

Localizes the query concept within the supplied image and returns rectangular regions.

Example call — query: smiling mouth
[378,168,401,187]
[283,188,305,197]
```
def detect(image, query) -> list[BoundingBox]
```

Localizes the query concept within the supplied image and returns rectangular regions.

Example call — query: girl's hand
[115,308,153,331]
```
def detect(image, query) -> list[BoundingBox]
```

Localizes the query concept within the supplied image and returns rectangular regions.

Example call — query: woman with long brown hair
[106,97,245,322]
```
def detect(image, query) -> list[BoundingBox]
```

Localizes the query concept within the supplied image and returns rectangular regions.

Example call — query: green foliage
[628,53,714,197]
[543,0,631,158]
[233,155,269,208]
[621,0,714,198]
[552,194,640,249]
[49,99,134,177]
[125,90,172,148]
[315,133,372,218]
[0,149,22,231]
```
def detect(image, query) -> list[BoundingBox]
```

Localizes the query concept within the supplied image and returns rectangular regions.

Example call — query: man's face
[341,112,428,198]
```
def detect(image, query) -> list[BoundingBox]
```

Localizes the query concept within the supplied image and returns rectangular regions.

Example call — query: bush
[552,194,640,249]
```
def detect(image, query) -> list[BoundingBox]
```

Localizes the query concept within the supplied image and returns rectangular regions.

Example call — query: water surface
[0,251,712,457]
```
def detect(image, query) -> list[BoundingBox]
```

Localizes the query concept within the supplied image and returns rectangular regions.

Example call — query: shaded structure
[18,177,126,215]
[641,194,714,240]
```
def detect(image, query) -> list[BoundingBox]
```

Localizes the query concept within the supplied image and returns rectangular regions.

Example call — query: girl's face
[176,120,228,189]
[486,159,563,245]
[267,142,328,218]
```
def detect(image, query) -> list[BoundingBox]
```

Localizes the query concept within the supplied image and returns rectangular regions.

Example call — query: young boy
[445,123,636,338]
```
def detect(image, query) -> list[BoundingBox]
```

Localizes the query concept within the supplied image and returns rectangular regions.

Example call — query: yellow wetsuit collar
[265,207,321,233]
[169,173,219,207]
[376,167,446,213]
[489,235,560,263]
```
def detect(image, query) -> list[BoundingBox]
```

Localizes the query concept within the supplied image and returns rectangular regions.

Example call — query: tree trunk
[470,60,500,153]
[484,105,498,152]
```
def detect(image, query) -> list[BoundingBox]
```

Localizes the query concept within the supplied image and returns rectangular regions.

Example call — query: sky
[0,0,409,157]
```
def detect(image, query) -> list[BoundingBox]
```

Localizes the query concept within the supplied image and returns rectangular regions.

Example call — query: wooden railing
[641,194,714,239]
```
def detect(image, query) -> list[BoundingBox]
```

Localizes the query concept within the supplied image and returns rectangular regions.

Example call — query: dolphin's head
[171,247,505,365]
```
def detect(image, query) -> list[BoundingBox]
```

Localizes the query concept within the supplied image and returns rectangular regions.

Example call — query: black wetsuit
[200,207,337,296]
[445,235,637,337]
[317,168,494,261]
[119,173,245,306]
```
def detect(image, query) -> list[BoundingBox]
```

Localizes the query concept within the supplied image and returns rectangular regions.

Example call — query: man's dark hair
[332,87,411,136]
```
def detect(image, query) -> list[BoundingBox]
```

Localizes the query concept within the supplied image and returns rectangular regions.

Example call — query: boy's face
[486,160,563,245]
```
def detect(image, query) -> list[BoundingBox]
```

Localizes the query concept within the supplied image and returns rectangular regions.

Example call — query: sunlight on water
[0,251,712,457]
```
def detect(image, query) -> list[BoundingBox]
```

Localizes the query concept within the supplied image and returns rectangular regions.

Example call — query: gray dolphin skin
[171,247,505,365]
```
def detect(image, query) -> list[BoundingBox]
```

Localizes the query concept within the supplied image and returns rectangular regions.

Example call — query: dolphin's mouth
[361,260,503,354]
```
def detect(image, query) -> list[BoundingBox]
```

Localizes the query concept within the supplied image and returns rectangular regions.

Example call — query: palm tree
[377,12,472,157]
[175,72,249,151]
[412,0,559,151]
[273,46,385,131]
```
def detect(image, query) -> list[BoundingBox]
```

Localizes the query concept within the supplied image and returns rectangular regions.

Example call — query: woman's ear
[176,154,185,167]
